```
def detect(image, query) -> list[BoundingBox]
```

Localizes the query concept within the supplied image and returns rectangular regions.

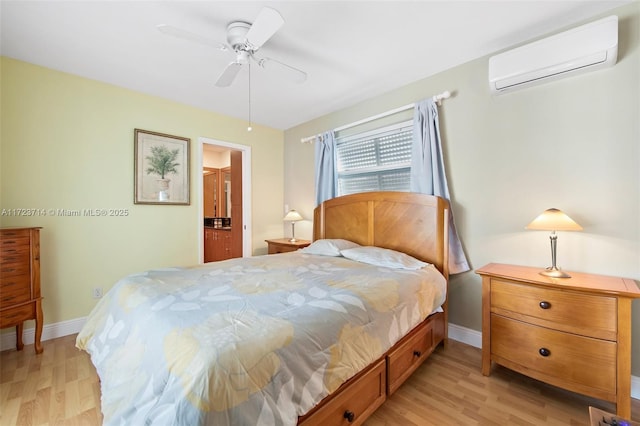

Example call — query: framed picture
[134,129,190,205]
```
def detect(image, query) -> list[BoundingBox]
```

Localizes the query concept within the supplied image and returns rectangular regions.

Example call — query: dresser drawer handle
[539,301,551,309]
[538,347,551,357]
[343,410,355,423]
[413,350,422,357]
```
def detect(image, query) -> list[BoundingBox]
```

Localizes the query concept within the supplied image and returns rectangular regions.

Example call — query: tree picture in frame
[134,129,190,205]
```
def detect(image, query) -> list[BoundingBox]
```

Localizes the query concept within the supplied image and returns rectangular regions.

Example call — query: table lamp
[526,208,583,278]
[284,209,303,242]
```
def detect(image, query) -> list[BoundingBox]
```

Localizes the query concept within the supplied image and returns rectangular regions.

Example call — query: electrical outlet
[92,287,103,299]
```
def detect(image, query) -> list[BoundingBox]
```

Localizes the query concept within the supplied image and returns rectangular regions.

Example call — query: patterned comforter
[76,252,446,425]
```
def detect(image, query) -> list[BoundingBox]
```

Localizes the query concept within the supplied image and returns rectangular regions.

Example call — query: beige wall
[284,4,640,372]
[0,57,284,325]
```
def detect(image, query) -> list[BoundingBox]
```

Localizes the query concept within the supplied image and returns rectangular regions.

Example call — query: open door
[200,137,251,262]
[230,150,243,258]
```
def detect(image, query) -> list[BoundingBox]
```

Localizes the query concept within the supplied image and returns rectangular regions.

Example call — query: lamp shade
[525,208,582,231]
[283,210,303,222]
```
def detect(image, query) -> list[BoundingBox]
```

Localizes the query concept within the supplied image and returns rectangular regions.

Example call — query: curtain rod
[300,90,451,143]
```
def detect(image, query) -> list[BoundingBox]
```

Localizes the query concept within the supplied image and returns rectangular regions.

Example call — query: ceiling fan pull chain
[247,61,253,132]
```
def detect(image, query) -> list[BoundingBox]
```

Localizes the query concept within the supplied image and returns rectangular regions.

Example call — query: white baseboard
[632,375,640,401]
[0,317,86,351]
[448,322,482,348]
[4,318,639,400]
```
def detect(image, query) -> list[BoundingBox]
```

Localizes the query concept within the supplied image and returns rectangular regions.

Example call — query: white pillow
[340,246,428,270]
[300,239,361,256]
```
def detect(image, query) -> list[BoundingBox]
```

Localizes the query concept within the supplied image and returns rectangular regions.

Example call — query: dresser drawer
[0,261,30,278]
[299,358,386,426]
[0,249,30,265]
[491,279,616,340]
[0,230,30,249]
[0,274,31,306]
[1,241,30,257]
[0,302,36,328]
[268,244,298,254]
[491,314,616,400]
[387,318,434,395]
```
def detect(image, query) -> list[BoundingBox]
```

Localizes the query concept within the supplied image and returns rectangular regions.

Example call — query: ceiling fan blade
[244,7,284,50]
[215,62,243,87]
[157,24,227,50]
[257,57,307,84]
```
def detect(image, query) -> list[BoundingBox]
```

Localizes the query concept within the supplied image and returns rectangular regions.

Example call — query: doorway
[198,137,252,262]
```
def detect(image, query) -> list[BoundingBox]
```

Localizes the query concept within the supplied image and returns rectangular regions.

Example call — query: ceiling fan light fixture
[226,21,251,50]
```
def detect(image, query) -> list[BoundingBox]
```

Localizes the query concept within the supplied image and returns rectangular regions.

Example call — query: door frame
[197,137,252,262]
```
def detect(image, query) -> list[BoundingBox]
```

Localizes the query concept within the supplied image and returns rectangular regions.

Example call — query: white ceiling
[0,1,629,130]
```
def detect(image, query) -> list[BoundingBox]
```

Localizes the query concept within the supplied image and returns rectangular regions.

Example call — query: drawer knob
[539,301,551,309]
[343,410,355,423]
[413,350,422,357]
[538,347,551,357]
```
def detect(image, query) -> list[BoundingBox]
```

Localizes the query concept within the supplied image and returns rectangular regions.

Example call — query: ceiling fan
[157,7,307,87]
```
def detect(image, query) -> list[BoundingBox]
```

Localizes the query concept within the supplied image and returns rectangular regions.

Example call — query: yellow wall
[0,57,284,324]
[284,4,640,372]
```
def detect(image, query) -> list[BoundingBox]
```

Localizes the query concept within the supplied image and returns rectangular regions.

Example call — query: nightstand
[476,263,640,418]
[265,238,311,254]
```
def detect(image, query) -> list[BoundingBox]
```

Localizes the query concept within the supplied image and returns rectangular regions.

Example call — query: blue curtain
[314,131,336,206]
[410,99,470,274]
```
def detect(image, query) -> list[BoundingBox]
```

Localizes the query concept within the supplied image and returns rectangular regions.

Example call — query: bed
[76,191,450,426]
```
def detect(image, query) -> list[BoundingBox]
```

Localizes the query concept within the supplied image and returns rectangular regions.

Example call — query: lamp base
[289,238,297,242]
[539,267,571,278]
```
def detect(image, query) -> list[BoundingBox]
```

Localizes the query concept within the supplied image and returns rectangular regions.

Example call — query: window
[335,120,412,196]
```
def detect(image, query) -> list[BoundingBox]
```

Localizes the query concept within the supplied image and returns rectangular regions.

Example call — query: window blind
[335,121,412,195]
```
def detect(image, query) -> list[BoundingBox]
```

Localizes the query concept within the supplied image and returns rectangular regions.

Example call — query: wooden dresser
[477,263,640,418]
[265,238,311,254]
[0,227,43,353]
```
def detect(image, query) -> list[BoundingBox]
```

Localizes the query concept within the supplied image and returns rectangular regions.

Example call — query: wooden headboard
[313,191,450,278]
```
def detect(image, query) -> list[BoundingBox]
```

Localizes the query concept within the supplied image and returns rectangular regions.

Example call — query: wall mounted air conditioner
[489,15,618,94]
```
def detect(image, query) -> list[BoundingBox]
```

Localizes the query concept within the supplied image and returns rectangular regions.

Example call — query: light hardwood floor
[1,335,639,425]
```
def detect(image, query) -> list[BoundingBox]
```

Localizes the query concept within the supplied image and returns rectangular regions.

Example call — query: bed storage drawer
[491,314,616,400]
[299,358,386,426]
[387,318,434,395]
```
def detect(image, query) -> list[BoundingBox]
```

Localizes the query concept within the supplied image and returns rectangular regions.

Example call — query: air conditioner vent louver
[489,15,618,94]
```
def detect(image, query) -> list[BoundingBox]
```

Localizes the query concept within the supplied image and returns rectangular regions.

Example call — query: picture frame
[134,129,190,205]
